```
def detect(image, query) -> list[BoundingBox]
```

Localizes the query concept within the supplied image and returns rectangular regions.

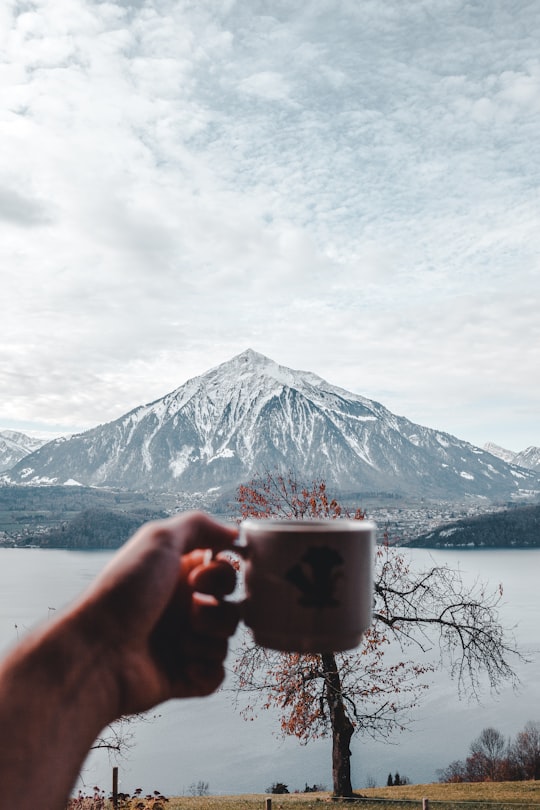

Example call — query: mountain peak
[484,442,516,464]
[483,442,540,472]
[0,430,47,473]
[3,356,539,498]
[218,349,277,375]
[206,350,324,394]
[235,348,269,364]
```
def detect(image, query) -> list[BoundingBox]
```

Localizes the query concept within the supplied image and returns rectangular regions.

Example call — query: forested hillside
[20,507,165,549]
[406,504,540,548]
[0,486,169,548]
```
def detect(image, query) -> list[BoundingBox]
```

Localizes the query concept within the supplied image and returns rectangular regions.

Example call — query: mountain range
[483,442,540,471]
[0,430,47,473]
[2,350,539,500]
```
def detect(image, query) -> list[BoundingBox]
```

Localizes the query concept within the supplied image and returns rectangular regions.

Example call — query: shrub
[266,782,290,794]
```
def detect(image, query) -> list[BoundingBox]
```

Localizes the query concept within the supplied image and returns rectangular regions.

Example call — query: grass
[68,784,540,810]
[163,784,540,806]
[359,782,540,803]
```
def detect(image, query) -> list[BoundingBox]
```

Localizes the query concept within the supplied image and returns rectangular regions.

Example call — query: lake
[0,547,538,795]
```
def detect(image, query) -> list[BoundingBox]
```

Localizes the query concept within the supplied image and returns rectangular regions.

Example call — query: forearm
[0,513,239,810]
[0,607,117,810]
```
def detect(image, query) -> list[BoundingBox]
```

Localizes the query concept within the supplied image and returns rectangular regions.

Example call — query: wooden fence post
[112,766,119,809]
[422,799,429,810]
[265,798,272,810]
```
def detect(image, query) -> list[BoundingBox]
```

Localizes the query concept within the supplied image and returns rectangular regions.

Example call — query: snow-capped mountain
[483,442,518,466]
[3,350,539,499]
[0,430,47,472]
[515,447,540,471]
[484,442,540,471]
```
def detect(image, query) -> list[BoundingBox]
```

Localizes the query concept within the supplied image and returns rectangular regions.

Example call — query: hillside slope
[405,504,540,548]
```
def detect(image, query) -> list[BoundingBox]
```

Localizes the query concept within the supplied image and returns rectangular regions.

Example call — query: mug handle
[206,540,249,614]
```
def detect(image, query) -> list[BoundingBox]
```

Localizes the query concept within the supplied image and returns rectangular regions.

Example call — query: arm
[0,511,240,810]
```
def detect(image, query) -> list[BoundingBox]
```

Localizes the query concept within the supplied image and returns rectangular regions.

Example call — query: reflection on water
[0,547,538,794]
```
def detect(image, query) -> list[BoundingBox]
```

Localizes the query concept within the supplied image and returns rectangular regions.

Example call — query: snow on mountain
[514,446,540,471]
[483,442,518,465]
[0,430,48,473]
[484,442,540,471]
[3,350,539,500]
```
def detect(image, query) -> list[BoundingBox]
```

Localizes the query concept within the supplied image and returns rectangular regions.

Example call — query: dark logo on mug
[285,546,345,608]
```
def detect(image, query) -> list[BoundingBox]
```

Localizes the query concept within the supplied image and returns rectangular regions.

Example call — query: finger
[160,512,239,556]
[187,632,230,694]
[191,598,240,638]
[189,559,237,597]
[88,514,238,606]
[167,642,229,699]
[183,661,226,697]
[185,634,229,662]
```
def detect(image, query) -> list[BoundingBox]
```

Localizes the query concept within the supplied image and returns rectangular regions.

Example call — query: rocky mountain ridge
[2,350,539,500]
[0,430,47,472]
[484,442,540,471]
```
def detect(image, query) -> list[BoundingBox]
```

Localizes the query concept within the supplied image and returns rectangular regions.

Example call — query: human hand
[70,511,240,719]
[0,511,240,810]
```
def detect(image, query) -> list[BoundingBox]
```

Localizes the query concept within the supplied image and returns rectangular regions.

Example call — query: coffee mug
[237,518,375,653]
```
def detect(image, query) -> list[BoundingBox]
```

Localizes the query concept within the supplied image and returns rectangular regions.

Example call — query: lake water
[0,547,539,795]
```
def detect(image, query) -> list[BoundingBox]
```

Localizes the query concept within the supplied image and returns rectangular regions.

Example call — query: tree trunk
[321,653,355,797]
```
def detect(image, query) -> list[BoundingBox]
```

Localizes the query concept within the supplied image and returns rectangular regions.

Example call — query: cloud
[0,0,539,451]
[499,63,540,108]
[238,70,293,102]
[0,187,52,226]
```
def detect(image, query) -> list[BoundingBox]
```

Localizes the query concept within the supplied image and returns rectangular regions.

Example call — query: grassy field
[359,781,540,803]
[77,784,540,810]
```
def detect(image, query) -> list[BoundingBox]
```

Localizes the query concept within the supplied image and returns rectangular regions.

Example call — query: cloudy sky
[1,0,539,451]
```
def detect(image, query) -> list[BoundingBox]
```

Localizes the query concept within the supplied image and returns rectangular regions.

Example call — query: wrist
[0,608,119,810]
[1,603,120,732]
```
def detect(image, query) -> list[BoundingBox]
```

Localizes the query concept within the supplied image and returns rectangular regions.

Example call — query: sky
[1,0,539,451]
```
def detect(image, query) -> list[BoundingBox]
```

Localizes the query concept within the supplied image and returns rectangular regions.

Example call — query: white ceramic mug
[237,519,375,653]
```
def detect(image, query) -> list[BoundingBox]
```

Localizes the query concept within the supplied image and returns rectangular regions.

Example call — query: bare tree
[437,760,466,783]
[90,718,137,760]
[231,471,522,797]
[90,713,158,763]
[439,722,540,783]
[189,780,210,796]
[512,721,540,780]
[468,727,507,781]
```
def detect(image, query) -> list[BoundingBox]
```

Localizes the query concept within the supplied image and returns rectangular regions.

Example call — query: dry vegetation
[360,781,540,803]
[85,785,540,810]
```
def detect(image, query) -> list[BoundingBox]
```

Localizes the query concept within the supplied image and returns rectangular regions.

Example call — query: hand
[0,512,240,810]
[71,511,240,719]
